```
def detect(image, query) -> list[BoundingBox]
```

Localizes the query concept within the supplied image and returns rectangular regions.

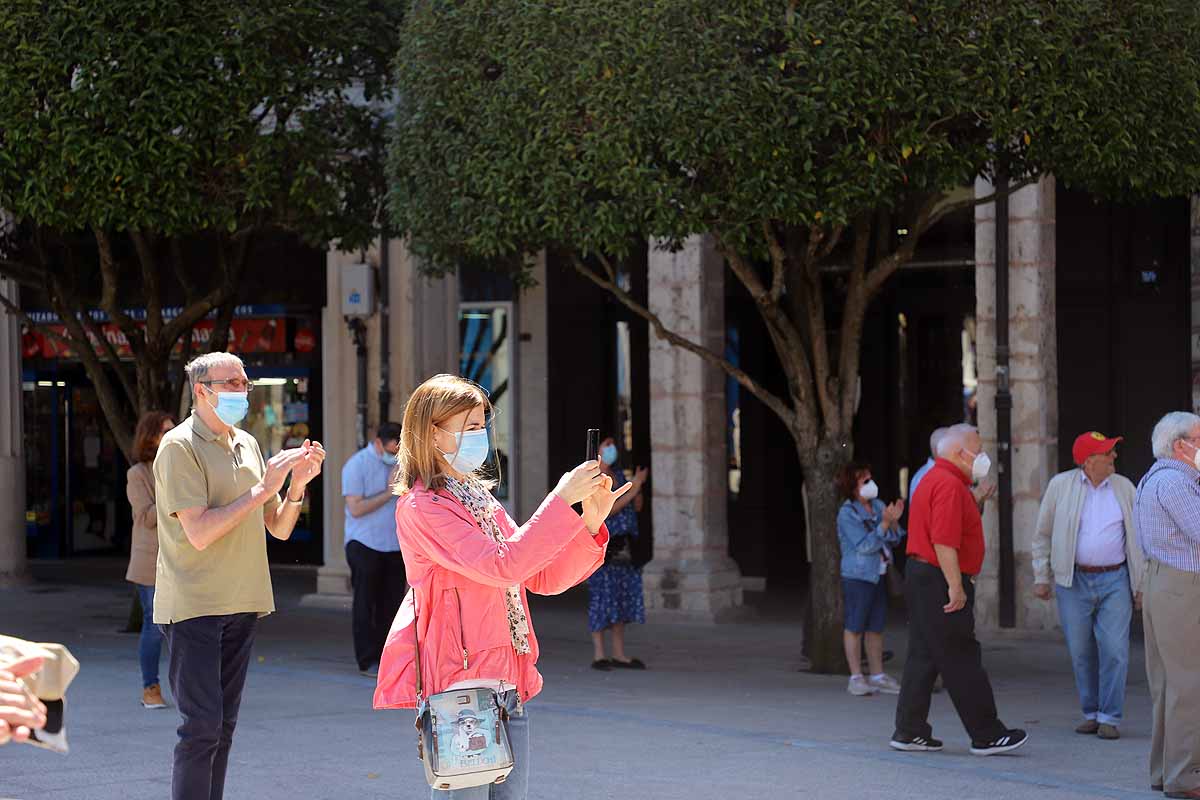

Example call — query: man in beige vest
[1032,431,1144,741]
[154,352,325,800]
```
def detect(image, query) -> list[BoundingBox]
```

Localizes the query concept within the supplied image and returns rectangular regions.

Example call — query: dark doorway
[1056,188,1191,482]
[544,251,653,563]
[726,265,976,590]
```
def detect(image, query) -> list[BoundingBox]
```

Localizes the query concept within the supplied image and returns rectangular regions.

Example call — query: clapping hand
[882,499,905,527]
[632,466,649,488]
[972,480,997,505]
[289,439,326,490]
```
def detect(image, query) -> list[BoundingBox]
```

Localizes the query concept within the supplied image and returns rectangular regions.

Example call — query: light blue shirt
[341,445,400,552]
[909,457,936,501]
[1134,458,1200,573]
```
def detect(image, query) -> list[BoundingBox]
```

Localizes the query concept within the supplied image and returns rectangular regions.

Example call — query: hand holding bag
[412,603,515,792]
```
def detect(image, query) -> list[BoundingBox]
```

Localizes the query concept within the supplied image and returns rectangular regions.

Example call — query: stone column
[0,277,27,585]
[642,236,743,620]
[974,176,1059,630]
[311,241,458,603]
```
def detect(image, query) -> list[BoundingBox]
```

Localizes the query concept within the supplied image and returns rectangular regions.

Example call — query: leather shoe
[1097,724,1120,740]
[1075,720,1100,735]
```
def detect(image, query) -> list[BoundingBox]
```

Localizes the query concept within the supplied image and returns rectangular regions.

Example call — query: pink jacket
[373,483,608,710]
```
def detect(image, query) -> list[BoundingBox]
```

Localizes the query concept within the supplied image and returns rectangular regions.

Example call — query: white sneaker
[869,674,901,695]
[848,675,877,696]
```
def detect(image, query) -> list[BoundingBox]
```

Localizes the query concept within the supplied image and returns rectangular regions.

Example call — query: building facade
[0,184,1195,633]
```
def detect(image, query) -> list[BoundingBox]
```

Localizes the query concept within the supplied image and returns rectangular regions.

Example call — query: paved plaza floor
[0,561,1163,799]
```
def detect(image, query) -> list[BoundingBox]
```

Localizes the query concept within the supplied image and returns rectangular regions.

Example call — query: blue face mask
[600,443,618,466]
[380,450,399,466]
[437,427,490,474]
[211,391,249,426]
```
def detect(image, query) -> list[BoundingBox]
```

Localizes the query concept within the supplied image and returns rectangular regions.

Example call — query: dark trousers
[894,560,1007,743]
[346,540,407,670]
[164,613,257,800]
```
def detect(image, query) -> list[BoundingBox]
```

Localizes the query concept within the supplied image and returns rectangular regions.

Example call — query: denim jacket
[837,498,905,584]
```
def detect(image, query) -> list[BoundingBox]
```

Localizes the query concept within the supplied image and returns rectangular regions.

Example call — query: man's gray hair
[929,427,950,458]
[184,352,244,389]
[936,423,978,457]
[1151,411,1200,459]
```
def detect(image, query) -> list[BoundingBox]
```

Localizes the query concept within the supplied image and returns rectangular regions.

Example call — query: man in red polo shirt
[890,424,1029,756]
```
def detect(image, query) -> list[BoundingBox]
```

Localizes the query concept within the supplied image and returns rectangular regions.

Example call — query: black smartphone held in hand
[586,429,600,463]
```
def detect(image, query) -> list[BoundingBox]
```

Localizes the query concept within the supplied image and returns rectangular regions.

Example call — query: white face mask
[858,480,879,501]
[1184,441,1200,471]
[963,449,991,481]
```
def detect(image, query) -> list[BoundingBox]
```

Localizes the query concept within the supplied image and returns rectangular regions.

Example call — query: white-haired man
[911,425,996,507]
[1134,412,1200,798]
[891,424,1027,756]
[153,352,325,800]
[1032,431,1144,741]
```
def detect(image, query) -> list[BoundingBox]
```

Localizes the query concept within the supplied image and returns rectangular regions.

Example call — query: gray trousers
[1143,560,1200,794]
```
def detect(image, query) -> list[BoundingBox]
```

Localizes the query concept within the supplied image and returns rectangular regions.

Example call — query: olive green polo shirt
[152,412,281,624]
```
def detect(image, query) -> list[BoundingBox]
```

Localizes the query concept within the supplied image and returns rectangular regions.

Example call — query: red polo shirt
[906,458,985,576]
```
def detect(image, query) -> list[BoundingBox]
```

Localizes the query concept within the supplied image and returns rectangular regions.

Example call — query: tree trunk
[799,440,853,674]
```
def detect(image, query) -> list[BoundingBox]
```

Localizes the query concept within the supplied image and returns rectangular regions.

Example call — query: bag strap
[412,595,424,706]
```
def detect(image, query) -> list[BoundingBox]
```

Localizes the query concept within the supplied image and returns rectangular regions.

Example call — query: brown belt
[1075,562,1125,574]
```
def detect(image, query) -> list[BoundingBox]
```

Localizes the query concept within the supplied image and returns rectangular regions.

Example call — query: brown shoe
[1097,724,1120,740]
[1075,719,1100,735]
[142,684,168,709]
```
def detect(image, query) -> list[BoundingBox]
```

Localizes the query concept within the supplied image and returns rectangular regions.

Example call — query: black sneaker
[970,729,1028,756]
[889,734,944,752]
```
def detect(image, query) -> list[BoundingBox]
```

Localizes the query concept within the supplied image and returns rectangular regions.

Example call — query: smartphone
[585,429,600,463]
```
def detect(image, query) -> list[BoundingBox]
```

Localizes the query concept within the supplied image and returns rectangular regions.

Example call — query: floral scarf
[443,476,532,656]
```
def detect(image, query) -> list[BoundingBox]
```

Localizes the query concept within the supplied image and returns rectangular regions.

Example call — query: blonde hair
[393,374,493,495]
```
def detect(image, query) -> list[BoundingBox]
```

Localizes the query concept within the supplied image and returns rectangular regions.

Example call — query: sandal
[608,658,646,670]
[591,659,612,671]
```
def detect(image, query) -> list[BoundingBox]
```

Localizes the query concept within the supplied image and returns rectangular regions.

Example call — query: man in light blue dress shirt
[1133,412,1200,798]
[341,422,405,675]
[908,427,948,502]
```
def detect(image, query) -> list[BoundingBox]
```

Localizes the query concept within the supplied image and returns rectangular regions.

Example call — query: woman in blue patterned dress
[588,436,649,670]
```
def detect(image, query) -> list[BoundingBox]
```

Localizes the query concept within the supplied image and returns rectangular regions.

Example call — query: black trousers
[345,540,408,670]
[894,559,1007,744]
[164,613,257,800]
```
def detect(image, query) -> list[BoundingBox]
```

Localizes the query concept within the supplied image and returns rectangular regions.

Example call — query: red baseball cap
[1072,431,1122,465]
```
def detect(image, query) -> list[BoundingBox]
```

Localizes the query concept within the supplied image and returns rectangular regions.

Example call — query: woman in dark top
[588,436,649,670]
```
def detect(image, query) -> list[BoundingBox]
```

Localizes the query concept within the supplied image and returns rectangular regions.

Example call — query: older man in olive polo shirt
[154,352,325,800]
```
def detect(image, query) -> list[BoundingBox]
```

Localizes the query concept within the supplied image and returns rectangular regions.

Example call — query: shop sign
[27,318,287,360]
[294,328,316,353]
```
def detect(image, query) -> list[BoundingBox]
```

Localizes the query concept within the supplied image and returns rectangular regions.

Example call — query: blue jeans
[1055,565,1133,726]
[136,584,164,688]
[432,690,530,800]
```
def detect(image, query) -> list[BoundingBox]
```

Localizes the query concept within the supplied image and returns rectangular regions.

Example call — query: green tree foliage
[390,0,1200,669]
[0,0,401,455]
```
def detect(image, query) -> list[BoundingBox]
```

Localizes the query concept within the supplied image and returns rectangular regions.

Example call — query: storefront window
[243,370,316,542]
[460,303,515,513]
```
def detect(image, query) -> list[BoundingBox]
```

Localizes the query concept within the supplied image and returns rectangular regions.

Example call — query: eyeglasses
[199,379,255,394]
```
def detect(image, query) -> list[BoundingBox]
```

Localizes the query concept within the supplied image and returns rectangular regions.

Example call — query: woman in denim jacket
[836,462,905,696]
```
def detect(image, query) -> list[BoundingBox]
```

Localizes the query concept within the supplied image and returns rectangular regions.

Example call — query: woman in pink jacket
[375,374,629,800]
